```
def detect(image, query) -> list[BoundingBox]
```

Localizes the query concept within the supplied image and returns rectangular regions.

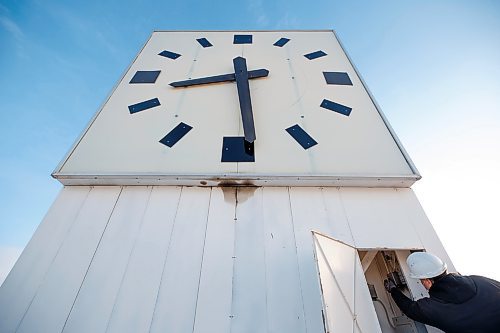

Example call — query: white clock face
[55,31,416,185]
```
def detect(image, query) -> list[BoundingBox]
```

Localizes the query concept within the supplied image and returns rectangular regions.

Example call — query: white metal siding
[63,186,153,332]
[192,187,236,333]
[0,186,91,333]
[15,186,121,333]
[149,187,212,333]
[106,186,183,333]
[0,185,450,333]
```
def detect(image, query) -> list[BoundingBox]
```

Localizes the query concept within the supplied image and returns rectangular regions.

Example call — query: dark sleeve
[389,289,433,324]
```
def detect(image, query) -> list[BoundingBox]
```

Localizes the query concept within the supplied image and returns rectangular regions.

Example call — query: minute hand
[233,56,256,143]
[169,69,269,87]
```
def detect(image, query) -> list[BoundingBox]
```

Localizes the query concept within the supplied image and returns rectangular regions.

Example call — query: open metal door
[313,232,382,333]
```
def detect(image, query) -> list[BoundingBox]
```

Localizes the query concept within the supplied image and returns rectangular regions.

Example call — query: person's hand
[384,279,396,292]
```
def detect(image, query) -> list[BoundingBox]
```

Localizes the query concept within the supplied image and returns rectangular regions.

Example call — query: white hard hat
[406,252,447,279]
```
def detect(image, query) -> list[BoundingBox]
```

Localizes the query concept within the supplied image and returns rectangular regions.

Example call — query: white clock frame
[53,30,420,187]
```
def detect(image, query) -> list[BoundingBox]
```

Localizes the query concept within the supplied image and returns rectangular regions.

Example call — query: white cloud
[0,246,23,286]
[40,4,120,58]
[0,13,29,59]
[0,3,10,15]
[0,15,24,41]
[257,14,270,27]
[247,0,269,28]
[275,12,300,29]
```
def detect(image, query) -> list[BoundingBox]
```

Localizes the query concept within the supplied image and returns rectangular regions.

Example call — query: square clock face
[54,31,419,186]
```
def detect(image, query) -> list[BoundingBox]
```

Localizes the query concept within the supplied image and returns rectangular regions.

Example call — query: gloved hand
[384,279,396,292]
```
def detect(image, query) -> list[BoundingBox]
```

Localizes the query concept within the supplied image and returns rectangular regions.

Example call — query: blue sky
[1,0,499,282]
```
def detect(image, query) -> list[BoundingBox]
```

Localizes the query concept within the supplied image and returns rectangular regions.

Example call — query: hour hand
[169,69,269,88]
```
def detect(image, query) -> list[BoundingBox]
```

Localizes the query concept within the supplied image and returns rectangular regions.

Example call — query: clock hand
[169,68,269,87]
[233,56,256,143]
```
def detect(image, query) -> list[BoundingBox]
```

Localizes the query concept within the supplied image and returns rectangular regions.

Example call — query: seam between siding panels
[60,187,124,333]
[287,187,309,333]
[191,187,213,333]
[147,186,183,332]
[336,188,357,248]
[229,188,239,333]
[14,187,93,333]
[104,186,154,333]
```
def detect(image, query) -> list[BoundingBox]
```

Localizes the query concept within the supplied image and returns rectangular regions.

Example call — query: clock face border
[53,30,420,187]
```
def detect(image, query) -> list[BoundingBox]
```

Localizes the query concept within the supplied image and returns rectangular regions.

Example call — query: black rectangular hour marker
[286,125,318,150]
[158,50,181,59]
[129,70,161,84]
[320,99,352,116]
[274,38,290,47]
[128,98,160,114]
[159,122,193,147]
[197,38,213,48]
[304,50,327,60]
[221,137,255,162]
[323,72,352,85]
[233,34,252,44]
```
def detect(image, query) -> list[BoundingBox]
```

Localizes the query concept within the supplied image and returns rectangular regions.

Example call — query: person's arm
[389,288,432,324]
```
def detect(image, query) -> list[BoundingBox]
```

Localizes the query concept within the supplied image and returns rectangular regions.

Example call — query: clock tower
[0,31,450,333]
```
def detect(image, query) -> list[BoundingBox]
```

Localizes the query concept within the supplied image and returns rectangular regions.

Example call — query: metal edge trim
[52,172,419,179]
[52,173,419,189]
[152,29,335,33]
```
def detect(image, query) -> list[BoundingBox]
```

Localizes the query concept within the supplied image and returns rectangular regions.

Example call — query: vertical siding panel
[339,188,422,249]
[320,187,355,246]
[262,187,306,333]
[288,187,335,333]
[16,186,121,333]
[104,186,182,333]
[193,187,236,333]
[62,186,152,333]
[149,187,212,333]
[0,186,91,333]
[230,187,267,333]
